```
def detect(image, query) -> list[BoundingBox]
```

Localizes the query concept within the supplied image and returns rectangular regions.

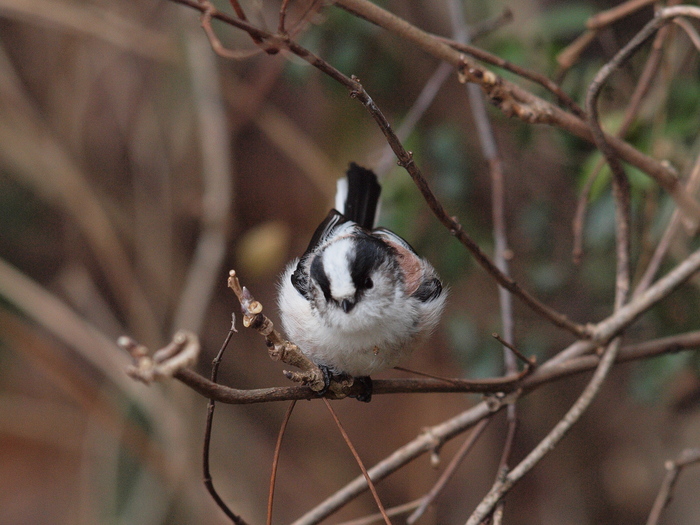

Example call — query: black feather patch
[310,256,332,302]
[303,210,349,257]
[412,277,443,302]
[344,163,381,230]
[350,235,390,292]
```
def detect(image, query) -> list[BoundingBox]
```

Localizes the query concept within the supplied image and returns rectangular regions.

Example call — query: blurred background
[1,0,699,523]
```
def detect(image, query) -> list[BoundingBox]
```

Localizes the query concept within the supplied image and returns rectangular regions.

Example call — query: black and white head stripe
[307,232,393,308]
[349,233,392,290]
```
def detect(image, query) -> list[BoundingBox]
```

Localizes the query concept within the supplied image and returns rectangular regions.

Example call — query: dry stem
[226,270,326,393]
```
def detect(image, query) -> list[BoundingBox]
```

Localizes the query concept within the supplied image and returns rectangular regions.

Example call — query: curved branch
[169,0,700,223]
[167,0,588,337]
[172,330,700,405]
[289,329,700,525]
[333,0,700,222]
[467,337,623,524]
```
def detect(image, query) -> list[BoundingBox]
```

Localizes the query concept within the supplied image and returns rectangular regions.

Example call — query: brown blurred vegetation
[1,0,699,524]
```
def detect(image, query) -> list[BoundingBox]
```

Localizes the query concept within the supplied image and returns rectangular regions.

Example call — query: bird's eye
[364,277,373,289]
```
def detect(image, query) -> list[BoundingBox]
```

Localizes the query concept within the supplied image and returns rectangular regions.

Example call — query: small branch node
[228,269,326,392]
[121,331,201,384]
[420,426,444,466]
[483,389,520,412]
[484,392,506,412]
[492,333,537,370]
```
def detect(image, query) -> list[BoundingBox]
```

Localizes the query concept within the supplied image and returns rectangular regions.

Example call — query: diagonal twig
[646,448,700,525]
[202,319,248,524]
[573,19,674,263]
[406,417,491,524]
[322,398,392,525]
[466,337,623,524]
[446,5,521,518]
[267,400,297,525]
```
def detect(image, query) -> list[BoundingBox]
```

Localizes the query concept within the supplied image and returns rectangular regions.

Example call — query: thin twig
[374,61,453,177]
[278,0,291,33]
[436,35,585,118]
[285,327,700,525]
[336,499,423,525]
[468,7,513,41]
[392,365,529,385]
[492,333,536,369]
[634,154,700,297]
[586,28,634,313]
[674,17,700,50]
[573,21,672,262]
[203,320,248,524]
[322,398,392,525]
[200,5,264,59]
[227,0,247,20]
[556,29,597,77]
[587,0,657,30]
[558,0,657,78]
[646,448,700,525]
[466,337,623,524]
[406,418,491,524]
[267,400,297,525]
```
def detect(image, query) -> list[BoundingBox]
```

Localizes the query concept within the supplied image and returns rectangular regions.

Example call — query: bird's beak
[341,299,355,313]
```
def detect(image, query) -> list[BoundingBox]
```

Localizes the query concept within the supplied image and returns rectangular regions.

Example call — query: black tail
[342,162,381,230]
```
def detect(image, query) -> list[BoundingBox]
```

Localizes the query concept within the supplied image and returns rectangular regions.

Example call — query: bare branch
[202,324,248,524]
[587,0,657,30]
[674,17,700,50]
[227,270,326,393]
[407,418,492,524]
[573,20,673,262]
[323,399,392,525]
[635,154,700,297]
[267,400,297,525]
[436,35,585,118]
[121,331,200,384]
[646,448,700,525]
[466,338,623,524]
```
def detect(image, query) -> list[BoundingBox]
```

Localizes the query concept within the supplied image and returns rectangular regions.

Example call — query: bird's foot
[315,367,372,402]
[316,364,334,397]
[349,376,372,403]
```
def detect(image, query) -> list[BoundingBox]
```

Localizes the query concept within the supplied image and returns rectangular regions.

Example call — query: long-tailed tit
[278,163,446,401]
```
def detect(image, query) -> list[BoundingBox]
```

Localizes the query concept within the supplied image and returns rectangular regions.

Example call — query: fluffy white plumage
[277,163,446,393]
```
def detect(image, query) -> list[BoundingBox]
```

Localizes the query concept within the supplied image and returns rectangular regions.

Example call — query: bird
[277,162,446,401]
